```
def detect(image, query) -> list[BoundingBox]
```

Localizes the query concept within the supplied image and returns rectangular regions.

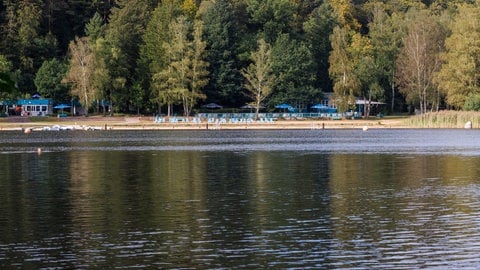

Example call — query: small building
[355,99,386,117]
[17,99,53,116]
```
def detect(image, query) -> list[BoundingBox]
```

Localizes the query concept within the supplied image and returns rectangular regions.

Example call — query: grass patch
[404,111,480,128]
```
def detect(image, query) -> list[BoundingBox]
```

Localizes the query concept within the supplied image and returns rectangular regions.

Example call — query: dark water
[1,129,480,269]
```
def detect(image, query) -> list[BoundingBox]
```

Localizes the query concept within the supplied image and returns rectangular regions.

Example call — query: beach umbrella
[203,103,223,113]
[241,104,265,109]
[275,103,292,109]
[311,104,329,109]
[241,103,265,113]
[54,104,71,114]
[311,104,329,112]
[275,103,294,112]
[203,103,223,109]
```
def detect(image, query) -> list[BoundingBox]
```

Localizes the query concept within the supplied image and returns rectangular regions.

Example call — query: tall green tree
[64,36,94,115]
[0,55,16,98]
[34,58,69,102]
[304,1,337,93]
[329,26,360,112]
[140,0,183,114]
[142,0,181,76]
[247,0,298,43]
[152,16,209,116]
[434,3,480,109]
[203,0,245,106]
[85,12,106,43]
[241,39,274,120]
[11,1,50,93]
[84,12,112,114]
[367,4,405,112]
[91,37,113,114]
[187,19,209,115]
[152,16,190,116]
[45,0,96,51]
[350,32,385,117]
[270,34,320,110]
[104,0,151,113]
[396,9,447,114]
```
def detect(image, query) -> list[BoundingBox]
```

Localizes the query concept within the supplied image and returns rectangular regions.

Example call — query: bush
[463,94,480,111]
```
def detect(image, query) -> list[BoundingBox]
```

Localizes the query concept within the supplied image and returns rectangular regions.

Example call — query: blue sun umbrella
[311,104,329,112]
[275,103,294,112]
[54,104,71,114]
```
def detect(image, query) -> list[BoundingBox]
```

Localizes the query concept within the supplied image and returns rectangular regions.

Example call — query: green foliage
[202,0,245,106]
[435,3,480,110]
[396,8,447,113]
[270,34,320,110]
[247,0,298,43]
[241,39,274,119]
[151,14,209,116]
[2,0,480,116]
[304,1,337,93]
[104,0,151,113]
[142,0,181,75]
[463,94,480,111]
[0,55,12,74]
[0,73,16,95]
[34,58,69,102]
[0,55,18,99]
[367,4,405,112]
[329,26,360,112]
[85,12,106,43]
[64,36,94,114]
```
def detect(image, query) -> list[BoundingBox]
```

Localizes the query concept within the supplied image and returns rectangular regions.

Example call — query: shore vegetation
[1,1,480,119]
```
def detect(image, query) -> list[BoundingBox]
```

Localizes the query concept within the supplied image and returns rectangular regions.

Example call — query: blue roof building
[17,99,53,116]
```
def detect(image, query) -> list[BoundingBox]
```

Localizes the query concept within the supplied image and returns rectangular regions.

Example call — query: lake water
[1,129,480,269]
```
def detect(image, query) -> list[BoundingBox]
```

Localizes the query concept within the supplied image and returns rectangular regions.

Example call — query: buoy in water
[362,126,369,131]
[37,148,42,155]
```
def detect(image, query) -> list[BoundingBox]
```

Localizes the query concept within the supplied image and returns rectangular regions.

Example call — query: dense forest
[0,0,479,116]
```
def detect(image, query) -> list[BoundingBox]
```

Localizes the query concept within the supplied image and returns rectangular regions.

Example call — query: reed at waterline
[404,111,480,128]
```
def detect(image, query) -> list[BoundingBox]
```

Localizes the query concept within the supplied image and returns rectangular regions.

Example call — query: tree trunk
[391,68,395,112]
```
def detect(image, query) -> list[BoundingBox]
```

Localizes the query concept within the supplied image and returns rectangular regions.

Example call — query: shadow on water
[0,129,480,268]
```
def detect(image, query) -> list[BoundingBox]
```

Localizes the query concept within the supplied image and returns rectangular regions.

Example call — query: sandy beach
[0,115,408,131]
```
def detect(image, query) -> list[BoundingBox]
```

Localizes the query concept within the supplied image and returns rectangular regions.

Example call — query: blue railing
[154,112,349,123]
[196,112,345,120]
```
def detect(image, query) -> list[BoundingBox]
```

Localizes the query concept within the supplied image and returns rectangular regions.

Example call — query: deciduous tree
[64,36,94,115]
[187,20,209,116]
[367,4,405,112]
[329,26,360,112]
[396,9,447,114]
[241,39,274,120]
[434,3,480,109]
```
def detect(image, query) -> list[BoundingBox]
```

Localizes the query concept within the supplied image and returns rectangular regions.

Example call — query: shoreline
[0,115,409,131]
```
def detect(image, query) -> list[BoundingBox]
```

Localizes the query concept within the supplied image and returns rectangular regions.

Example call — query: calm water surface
[0,129,480,269]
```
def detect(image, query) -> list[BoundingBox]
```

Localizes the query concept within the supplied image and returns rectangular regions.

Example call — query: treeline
[0,0,479,116]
